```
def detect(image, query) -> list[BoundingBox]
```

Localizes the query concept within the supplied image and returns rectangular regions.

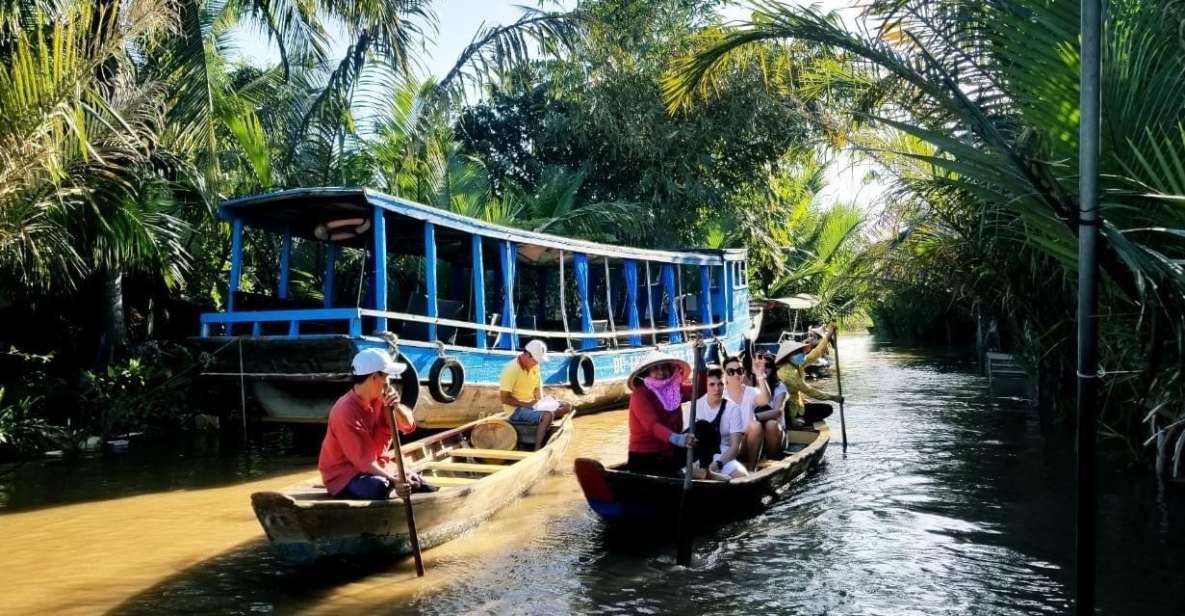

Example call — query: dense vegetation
[1,0,1181,476]
[666,0,1185,472]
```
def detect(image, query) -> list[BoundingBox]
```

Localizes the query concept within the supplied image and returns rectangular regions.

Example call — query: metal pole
[1075,0,1101,613]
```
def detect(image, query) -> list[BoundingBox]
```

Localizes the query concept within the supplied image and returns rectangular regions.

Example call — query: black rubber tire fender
[568,354,595,395]
[427,356,465,404]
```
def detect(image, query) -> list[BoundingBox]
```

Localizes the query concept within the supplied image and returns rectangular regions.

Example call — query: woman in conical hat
[625,350,698,476]
[775,323,843,427]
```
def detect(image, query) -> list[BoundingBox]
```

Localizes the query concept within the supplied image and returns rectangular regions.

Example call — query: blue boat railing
[200,306,725,348]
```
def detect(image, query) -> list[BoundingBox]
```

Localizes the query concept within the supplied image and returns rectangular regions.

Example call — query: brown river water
[2,336,1183,615]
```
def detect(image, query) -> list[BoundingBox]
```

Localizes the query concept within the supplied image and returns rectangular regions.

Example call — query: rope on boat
[238,338,247,439]
[559,250,573,352]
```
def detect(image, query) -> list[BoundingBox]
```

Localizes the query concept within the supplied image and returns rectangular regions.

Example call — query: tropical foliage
[0,0,860,451]
[666,0,1185,469]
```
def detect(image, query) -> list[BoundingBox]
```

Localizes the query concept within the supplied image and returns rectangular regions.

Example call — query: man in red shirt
[318,348,427,499]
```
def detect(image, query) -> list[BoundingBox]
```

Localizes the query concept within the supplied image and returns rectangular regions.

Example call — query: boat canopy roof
[220,187,745,266]
[763,294,821,310]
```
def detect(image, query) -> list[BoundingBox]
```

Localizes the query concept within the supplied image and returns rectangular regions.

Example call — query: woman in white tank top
[721,354,770,469]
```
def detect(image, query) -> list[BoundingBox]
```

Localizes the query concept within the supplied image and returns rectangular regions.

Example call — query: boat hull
[199,334,748,428]
[574,423,829,530]
[251,416,573,564]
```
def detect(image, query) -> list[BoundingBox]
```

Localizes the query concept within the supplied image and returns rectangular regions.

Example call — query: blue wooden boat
[196,188,758,428]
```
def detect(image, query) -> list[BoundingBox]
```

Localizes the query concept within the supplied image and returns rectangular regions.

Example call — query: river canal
[2,336,1182,615]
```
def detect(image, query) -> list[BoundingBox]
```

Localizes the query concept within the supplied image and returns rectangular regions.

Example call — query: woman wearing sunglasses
[721,354,771,469]
[751,351,791,459]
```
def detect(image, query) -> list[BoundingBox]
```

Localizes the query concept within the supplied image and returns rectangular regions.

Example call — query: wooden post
[278,229,292,299]
[424,222,438,341]
[373,206,388,333]
[323,242,336,308]
[472,235,486,349]
[228,218,243,312]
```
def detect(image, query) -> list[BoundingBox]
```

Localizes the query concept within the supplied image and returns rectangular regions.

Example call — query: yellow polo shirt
[500,359,541,412]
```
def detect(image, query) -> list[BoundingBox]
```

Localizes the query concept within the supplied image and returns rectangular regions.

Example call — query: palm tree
[665,0,1185,458]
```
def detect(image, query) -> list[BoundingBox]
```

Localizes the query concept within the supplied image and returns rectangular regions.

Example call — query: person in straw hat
[626,350,700,476]
[775,323,843,428]
[318,348,432,500]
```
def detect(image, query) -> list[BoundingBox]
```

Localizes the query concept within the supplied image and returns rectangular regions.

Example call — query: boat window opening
[203,192,739,353]
[602,257,618,349]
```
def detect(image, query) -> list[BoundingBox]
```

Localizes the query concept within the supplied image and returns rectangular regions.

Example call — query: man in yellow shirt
[500,339,573,449]
[775,323,844,427]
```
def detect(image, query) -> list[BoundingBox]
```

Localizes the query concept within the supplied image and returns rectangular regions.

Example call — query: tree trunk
[97,269,127,366]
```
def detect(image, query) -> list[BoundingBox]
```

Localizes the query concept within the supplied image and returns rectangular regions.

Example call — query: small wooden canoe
[574,422,829,530]
[251,414,573,564]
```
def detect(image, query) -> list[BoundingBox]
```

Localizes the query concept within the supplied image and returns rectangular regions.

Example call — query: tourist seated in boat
[689,365,748,480]
[318,349,431,500]
[500,339,574,450]
[775,323,844,427]
[627,351,698,476]
[751,350,791,459]
[722,354,771,468]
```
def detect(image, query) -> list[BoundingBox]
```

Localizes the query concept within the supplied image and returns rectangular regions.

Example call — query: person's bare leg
[534,411,554,450]
[744,421,763,467]
[763,421,783,458]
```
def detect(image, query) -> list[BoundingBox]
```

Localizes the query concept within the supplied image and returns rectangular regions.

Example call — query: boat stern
[574,458,626,521]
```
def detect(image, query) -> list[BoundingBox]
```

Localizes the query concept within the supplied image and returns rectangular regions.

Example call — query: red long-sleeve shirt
[628,383,694,455]
[318,391,395,496]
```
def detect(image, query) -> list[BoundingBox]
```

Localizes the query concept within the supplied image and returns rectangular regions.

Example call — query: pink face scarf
[643,369,684,412]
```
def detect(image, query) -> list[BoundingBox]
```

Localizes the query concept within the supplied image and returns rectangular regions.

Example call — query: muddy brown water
[2,336,1182,615]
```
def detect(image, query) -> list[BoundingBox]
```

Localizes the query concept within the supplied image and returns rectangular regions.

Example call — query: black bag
[692,399,727,469]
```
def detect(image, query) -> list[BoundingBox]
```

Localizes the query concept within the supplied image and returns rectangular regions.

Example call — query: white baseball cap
[351,348,406,376]
[524,339,548,363]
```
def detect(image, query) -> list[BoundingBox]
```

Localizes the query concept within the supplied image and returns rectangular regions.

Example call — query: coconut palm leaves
[667,0,1185,459]
[0,0,184,293]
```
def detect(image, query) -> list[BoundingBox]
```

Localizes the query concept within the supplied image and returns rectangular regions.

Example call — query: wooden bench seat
[426,475,479,487]
[421,461,508,475]
[447,448,531,461]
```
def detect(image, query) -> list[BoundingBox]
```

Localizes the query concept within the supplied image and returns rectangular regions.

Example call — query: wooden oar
[832,328,848,452]
[389,405,425,576]
[676,338,704,566]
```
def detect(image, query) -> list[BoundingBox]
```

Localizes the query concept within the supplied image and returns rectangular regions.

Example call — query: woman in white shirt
[721,354,770,469]
[752,350,790,459]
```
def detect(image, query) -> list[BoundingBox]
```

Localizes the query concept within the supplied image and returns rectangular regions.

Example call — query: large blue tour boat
[197,188,759,428]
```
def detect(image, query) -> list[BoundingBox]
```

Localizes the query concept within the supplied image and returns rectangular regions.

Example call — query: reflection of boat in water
[751,295,832,379]
[195,188,758,428]
[251,413,572,564]
[573,421,829,530]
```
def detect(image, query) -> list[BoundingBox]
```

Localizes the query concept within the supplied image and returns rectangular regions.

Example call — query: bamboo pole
[1075,0,1101,612]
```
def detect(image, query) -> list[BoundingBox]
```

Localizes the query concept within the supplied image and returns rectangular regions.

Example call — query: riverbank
[2,336,1182,615]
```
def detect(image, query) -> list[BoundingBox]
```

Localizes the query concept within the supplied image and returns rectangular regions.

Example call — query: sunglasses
[725,367,745,376]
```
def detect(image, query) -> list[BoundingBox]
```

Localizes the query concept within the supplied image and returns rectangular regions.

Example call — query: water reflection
[2,336,1183,616]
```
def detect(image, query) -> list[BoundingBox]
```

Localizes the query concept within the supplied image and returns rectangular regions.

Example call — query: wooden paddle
[832,327,848,452]
[676,338,704,566]
[388,403,425,576]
